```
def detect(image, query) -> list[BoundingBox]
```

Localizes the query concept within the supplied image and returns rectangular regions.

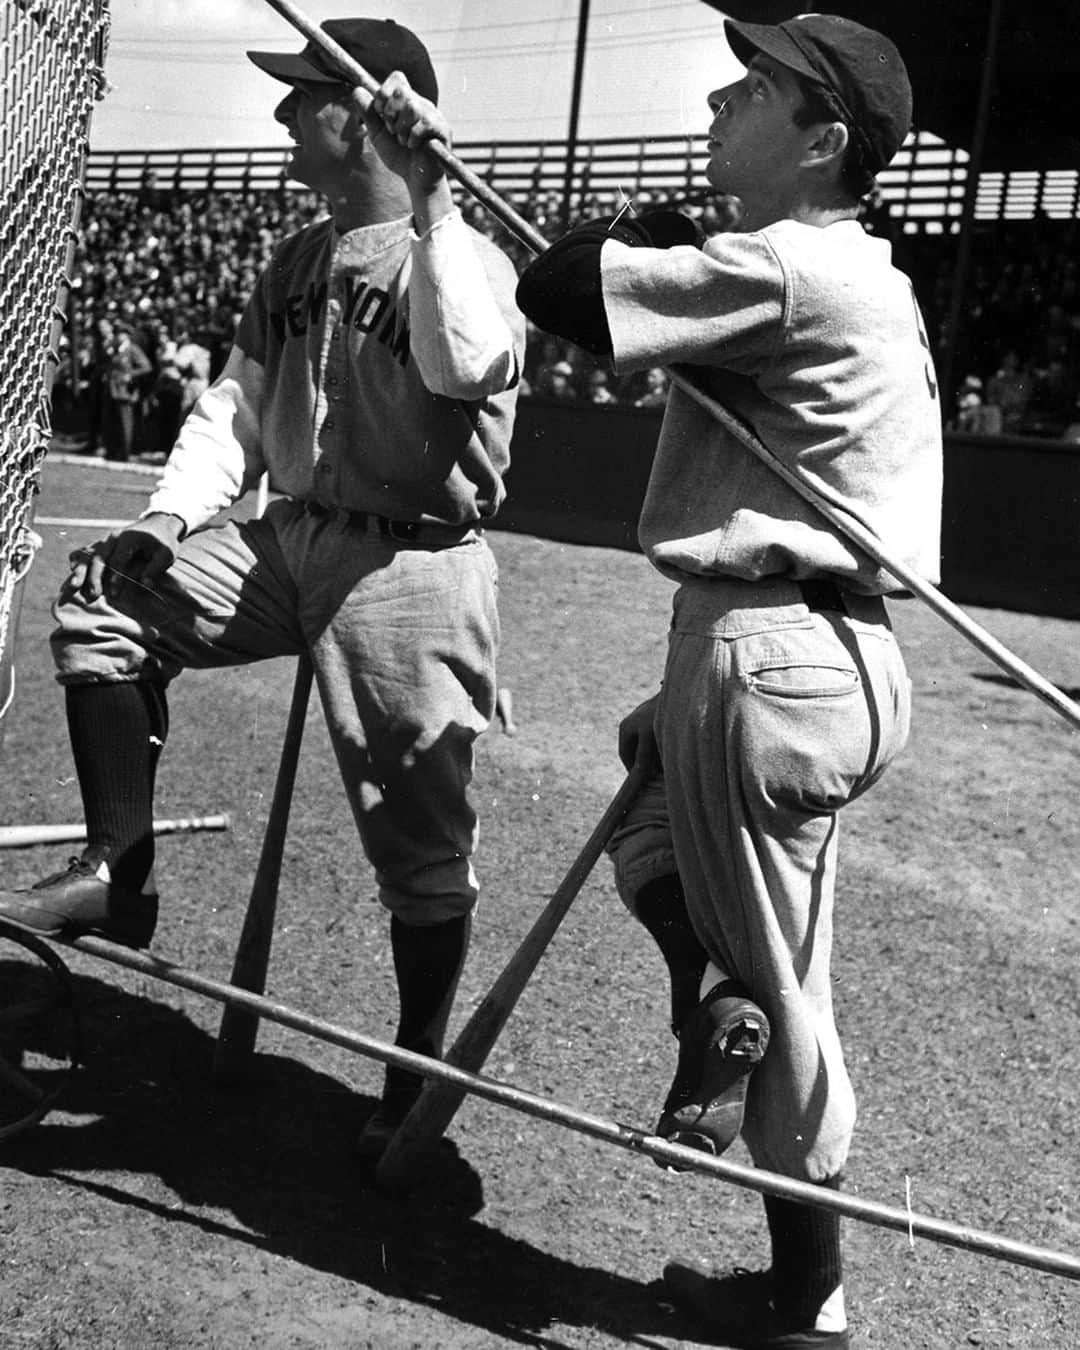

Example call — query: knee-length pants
[609,575,911,1180]
[50,497,500,924]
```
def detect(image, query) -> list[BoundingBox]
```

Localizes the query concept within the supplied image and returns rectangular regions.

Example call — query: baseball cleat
[0,852,158,949]
[657,979,769,1165]
[661,1260,850,1349]
[355,1104,403,1161]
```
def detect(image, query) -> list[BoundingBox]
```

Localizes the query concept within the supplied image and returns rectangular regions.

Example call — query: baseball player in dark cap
[0,17,525,1159]
[518,13,940,1348]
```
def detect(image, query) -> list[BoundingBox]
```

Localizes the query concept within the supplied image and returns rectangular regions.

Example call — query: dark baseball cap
[247,17,438,103]
[724,13,912,175]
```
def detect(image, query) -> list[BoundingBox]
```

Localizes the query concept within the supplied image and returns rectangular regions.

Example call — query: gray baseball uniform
[52,208,525,922]
[519,211,941,1180]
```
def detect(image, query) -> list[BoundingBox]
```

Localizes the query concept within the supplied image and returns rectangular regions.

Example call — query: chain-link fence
[0,0,110,736]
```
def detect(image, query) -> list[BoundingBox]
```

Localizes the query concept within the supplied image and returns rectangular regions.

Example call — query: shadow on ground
[971,671,1080,701]
[0,957,689,1348]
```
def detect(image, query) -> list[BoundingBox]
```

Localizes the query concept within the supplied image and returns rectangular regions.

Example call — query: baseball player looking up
[517,14,941,1349]
[0,17,525,1160]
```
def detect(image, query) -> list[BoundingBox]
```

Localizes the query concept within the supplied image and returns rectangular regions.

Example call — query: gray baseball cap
[725,13,912,174]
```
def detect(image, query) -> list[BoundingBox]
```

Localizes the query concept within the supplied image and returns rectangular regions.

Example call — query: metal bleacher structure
[83,131,1080,227]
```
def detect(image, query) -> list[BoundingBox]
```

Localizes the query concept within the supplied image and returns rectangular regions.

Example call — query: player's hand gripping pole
[263,0,1080,736]
[376,765,645,1188]
[261,0,549,256]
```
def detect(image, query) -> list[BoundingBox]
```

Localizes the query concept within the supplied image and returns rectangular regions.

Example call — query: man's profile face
[704,54,819,228]
[274,80,359,192]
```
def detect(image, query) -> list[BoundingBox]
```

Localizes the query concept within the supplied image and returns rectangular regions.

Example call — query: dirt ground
[1,458,1078,1349]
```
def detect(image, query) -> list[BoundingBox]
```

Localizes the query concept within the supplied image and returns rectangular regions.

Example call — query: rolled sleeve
[601,233,786,375]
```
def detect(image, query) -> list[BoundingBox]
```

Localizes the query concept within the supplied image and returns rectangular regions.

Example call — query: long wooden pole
[7,922,1072,1283]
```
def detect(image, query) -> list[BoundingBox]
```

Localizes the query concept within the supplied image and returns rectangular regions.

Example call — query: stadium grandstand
[48,133,1080,462]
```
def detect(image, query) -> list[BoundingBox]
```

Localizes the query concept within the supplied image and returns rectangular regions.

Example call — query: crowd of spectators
[49,169,1080,460]
[900,215,1080,440]
[50,173,328,459]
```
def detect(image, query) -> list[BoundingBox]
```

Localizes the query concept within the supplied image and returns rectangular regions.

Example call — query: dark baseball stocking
[764,1175,844,1327]
[65,680,168,892]
[384,913,471,1116]
[634,874,709,1032]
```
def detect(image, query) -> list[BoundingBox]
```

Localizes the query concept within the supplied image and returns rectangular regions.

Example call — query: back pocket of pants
[746,664,860,699]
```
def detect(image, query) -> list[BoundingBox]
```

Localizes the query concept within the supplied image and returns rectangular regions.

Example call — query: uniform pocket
[738,657,872,815]
[745,662,860,700]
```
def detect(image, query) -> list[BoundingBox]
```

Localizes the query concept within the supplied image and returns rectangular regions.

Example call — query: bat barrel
[0,815,231,850]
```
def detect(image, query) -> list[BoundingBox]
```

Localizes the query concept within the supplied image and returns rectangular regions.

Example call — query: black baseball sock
[764,1176,844,1327]
[634,874,709,1033]
[383,913,471,1116]
[65,680,169,893]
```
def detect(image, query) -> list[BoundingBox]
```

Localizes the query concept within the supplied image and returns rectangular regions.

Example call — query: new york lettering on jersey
[268,274,410,366]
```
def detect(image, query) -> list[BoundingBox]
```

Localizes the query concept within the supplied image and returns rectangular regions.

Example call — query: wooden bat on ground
[375,765,644,1189]
[212,655,315,1081]
[0,814,231,849]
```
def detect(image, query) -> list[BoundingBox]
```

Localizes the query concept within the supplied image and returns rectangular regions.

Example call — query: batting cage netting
[0,0,110,742]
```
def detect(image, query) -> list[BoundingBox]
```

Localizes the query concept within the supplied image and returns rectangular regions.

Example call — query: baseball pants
[51,497,500,924]
[609,575,911,1181]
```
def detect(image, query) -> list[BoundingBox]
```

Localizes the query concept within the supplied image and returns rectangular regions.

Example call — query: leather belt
[301,500,468,544]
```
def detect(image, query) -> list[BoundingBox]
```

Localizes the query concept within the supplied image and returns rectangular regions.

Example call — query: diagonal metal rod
[261,0,1080,735]
[6,923,1073,1283]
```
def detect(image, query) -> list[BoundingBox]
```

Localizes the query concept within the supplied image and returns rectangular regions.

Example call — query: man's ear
[342,86,370,145]
[804,119,849,170]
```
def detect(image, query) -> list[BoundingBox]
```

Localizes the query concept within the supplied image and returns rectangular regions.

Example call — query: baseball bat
[0,814,231,850]
[264,0,1080,736]
[374,765,644,1189]
[212,654,315,1081]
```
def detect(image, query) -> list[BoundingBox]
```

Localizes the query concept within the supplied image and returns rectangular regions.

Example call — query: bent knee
[607,825,678,916]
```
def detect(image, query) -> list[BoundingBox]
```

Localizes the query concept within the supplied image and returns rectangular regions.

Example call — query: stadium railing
[83,134,1080,226]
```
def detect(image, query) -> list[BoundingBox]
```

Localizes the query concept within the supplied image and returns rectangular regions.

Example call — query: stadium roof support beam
[562,0,592,229]
[938,0,1005,418]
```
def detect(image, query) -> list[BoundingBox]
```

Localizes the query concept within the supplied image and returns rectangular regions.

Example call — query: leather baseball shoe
[661,1261,850,1349]
[0,853,158,949]
[355,1103,402,1161]
[657,979,769,1163]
